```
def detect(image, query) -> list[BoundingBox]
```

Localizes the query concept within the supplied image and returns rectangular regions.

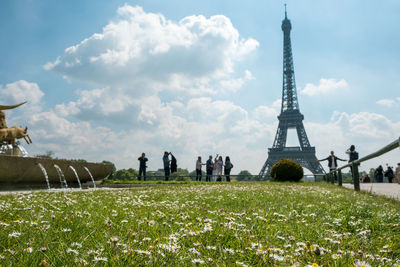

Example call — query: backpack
[350,151,358,162]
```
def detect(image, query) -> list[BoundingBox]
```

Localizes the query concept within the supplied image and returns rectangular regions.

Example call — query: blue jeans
[164,167,170,181]
[138,167,146,181]
[206,169,212,182]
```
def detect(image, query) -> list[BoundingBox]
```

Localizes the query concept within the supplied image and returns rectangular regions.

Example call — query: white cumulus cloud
[0,80,44,106]
[45,5,259,94]
[46,5,259,124]
[310,111,400,173]
[0,80,45,119]
[376,98,398,107]
[301,78,348,96]
[219,70,255,92]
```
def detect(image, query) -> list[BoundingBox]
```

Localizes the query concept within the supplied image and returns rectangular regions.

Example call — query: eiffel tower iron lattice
[259,7,325,179]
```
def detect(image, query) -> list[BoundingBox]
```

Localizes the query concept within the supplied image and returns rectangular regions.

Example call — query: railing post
[333,170,336,184]
[338,169,342,186]
[352,163,360,191]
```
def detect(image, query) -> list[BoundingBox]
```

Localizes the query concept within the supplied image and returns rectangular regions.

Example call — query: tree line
[108,167,259,181]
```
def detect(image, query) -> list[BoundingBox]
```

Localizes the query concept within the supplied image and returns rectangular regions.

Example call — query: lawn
[0,182,399,266]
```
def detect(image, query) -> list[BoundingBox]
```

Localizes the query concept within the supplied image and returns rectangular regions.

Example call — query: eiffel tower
[259,6,325,179]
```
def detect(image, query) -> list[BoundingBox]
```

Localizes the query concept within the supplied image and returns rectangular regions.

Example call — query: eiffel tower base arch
[260,147,325,180]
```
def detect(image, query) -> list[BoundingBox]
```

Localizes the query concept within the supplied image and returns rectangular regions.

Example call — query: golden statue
[0,102,32,145]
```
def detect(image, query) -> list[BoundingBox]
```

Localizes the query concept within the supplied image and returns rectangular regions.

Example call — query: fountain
[54,164,68,188]
[84,166,97,189]
[0,102,114,189]
[69,166,82,189]
[37,163,51,189]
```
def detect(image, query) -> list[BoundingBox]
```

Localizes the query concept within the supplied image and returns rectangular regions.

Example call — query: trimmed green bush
[270,158,303,182]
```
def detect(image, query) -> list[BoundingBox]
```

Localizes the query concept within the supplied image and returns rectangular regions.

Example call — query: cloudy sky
[1,0,399,174]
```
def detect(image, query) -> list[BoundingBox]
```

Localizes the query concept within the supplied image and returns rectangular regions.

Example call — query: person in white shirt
[216,156,224,182]
[195,156,205,181]
[212,156,218,181]
[318,151,346,181]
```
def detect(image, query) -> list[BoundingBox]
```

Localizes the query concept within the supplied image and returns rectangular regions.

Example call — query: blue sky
[1,0,399,174]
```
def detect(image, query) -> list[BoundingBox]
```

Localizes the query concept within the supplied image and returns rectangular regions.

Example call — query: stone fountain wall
[0,155,113,188]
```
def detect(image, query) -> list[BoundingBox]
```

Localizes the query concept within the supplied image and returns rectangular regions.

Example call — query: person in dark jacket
[318,151,347,171]
[205,155,213,182]
[170,152,177,174]
[374,165,384,183]
[163,151,171,181]
[346,145,359,176]
[318,151,346,180]
[137,153,148,181]
[224,156,234,182]
[346,145,359,163]
[384,166,394,183]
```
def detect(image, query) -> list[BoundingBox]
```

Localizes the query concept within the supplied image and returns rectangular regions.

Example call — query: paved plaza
[343,183,400,200]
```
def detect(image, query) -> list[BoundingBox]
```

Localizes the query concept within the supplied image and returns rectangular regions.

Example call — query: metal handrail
[324,136,400,191]
[337,137,400,170]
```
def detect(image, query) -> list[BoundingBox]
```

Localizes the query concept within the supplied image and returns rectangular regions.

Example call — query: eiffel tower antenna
[259,7,325,179]
[284,4,287,18]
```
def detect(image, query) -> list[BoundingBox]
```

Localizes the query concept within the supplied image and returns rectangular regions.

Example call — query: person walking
[163,151,171,181]
[137,153,148,181]
[206,155,213,182]
[395,163,400,184]
[215,156,223,182]
[195,156,205,181]
[224,156,234,182]
[384,166,394,183]
[374,165,384,183]
[318,151,346,181]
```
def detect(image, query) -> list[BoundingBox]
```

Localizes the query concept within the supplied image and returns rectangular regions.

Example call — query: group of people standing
[137,151,177,181]
[318,145,400,184]
[137,152,232,181]
[196,155,234,182]
[372,164,397,183]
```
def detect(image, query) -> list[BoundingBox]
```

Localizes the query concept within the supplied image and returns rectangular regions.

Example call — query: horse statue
[0,102,32,145]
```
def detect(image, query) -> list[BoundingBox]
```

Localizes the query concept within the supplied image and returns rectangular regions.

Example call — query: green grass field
[0,183,399,266]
